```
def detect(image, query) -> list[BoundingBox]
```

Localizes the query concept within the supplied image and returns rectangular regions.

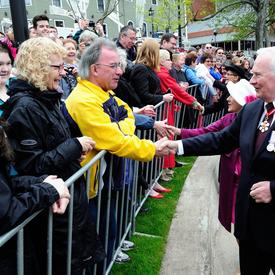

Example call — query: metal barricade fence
[174,84,201,129]
[0,149,107,275]
[175,84,225,129]
[0,88,225,275]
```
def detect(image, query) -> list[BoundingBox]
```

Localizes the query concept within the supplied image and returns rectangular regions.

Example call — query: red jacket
[156,66,197,168]
[157,66,196,106]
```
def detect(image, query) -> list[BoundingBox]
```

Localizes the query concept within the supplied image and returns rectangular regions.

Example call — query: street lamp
[213,29,218,47]
[148,7,154,37]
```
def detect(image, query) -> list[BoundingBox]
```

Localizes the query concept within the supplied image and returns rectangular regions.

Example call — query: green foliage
[190,0,273,48]
[111,157,196,275]
[232,12,256,40]
[145,0,193,33]
[214,2,256,41]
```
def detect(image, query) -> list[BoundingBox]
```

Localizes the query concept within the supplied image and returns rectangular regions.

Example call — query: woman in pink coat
[167,79,256,232]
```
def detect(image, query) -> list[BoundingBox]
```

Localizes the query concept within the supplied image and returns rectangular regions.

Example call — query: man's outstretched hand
[154,137,177,157]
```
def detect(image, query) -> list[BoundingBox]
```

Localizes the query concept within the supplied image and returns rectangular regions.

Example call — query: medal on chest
[259,108,275,132]
[267,131,275,152]
[259,119,270,132]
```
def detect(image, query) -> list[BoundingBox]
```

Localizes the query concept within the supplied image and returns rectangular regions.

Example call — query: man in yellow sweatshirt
[65,38,172,267]
[65,38,171,198]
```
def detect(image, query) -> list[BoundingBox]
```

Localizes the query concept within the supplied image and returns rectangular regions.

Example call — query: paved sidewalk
[160,156,239,275]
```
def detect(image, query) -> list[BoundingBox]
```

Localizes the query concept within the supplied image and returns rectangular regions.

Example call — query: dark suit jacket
[182,99,275,254]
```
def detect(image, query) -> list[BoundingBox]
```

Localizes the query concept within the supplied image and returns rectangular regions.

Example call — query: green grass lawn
[111,156,196,275]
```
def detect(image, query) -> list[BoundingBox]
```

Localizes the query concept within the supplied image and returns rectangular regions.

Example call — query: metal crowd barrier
[0,84,226,275]
[175,84,225,129]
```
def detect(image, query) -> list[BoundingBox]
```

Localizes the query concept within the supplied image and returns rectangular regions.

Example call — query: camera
[64,66,74,74]
[89,20,95,28]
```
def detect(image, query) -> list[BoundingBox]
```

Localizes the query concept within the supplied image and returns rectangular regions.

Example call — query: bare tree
[98,0,120,23]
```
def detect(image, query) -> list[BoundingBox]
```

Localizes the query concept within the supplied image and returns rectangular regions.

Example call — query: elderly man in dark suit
[168,47,275,275]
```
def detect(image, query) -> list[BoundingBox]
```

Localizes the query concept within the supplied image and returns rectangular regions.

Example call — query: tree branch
[98,0,120,22]
[193,1,256,22]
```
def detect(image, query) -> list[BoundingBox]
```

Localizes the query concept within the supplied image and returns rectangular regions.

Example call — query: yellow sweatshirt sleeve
[66,87,155,162]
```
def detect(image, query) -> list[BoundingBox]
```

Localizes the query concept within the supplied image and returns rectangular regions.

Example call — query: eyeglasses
[95,63,123,70]
[49,63,64,72]
[128,36,136,41]
[124,34,136,41]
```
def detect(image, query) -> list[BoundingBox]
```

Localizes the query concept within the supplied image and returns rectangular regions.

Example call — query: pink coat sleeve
[180,113,236,139]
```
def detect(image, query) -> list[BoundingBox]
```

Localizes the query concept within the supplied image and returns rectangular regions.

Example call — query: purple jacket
[181,113,239,232]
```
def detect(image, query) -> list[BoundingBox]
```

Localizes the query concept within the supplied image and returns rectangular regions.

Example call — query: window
[52,0,62,7]
[103,23,108,37]
[55,20,64,27]
[0,0,31,7]
[0,0,10,7]
[151,0,157,5]
[97,0,105,12]
[142,22,147,37]
[127,21,134,27]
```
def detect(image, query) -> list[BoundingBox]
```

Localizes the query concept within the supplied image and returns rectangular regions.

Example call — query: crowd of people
[0,12,274,275]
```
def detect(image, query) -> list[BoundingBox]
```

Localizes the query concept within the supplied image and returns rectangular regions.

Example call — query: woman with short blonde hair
[5,37,98,274]
[15,37,66,91]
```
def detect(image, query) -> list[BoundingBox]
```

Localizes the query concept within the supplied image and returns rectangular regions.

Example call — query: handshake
[154,137,179,157]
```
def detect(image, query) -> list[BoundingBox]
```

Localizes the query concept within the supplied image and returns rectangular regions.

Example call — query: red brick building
[185,0,273,52]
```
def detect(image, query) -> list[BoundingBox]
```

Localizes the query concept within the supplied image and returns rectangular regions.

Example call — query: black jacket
[114,76,142,108]
[116,40,137,62]
[3,79,97,274]
[0,161,59,235]
[130,64,163,106]
[0,160,59,275]
[170,67,188,83]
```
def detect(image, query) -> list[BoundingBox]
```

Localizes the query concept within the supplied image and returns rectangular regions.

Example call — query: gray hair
[78,38,118,80]
[256,47,275,74]
[79,30,98,43]
[119,25,136,40]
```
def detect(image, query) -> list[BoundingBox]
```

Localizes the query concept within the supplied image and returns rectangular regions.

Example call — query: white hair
[159,49,170,62]
[79,30,98,43]
[256,47,275,74]
[117,48,127,72]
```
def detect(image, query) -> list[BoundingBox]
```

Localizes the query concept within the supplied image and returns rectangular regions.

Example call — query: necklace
[259,108,275,132]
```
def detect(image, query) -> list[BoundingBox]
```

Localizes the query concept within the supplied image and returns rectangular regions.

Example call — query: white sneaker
[115,249,130,263]
[121,240,135,252]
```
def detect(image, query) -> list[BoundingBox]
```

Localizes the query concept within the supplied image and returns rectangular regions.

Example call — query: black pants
[239,239,275,275]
